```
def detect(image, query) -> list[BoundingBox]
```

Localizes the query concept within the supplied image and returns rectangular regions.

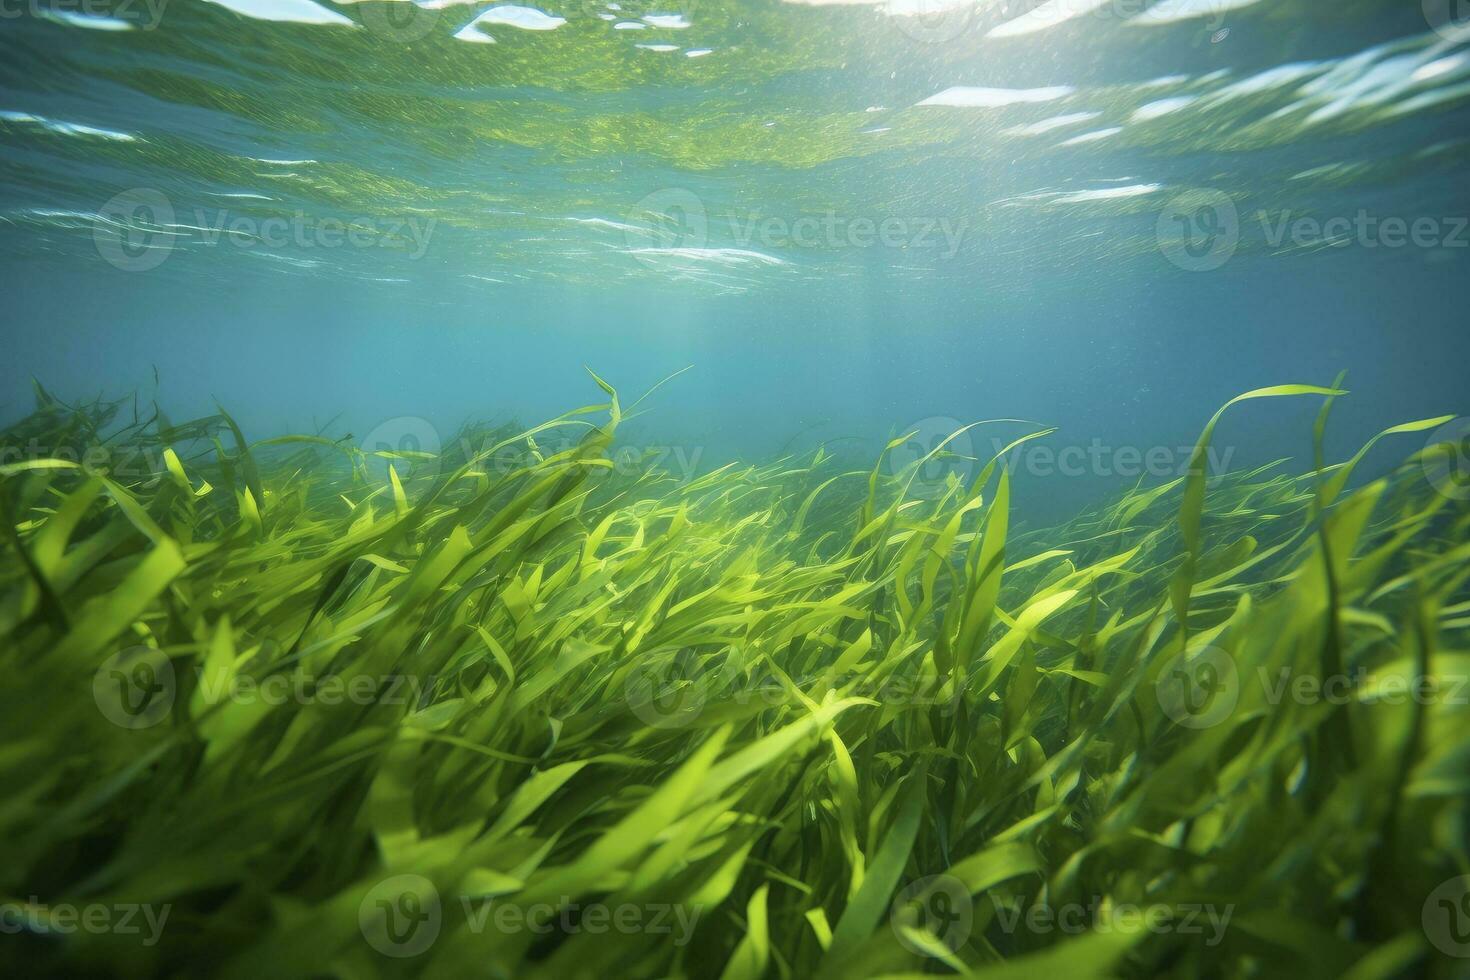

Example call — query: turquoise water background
[2,0,1468,518]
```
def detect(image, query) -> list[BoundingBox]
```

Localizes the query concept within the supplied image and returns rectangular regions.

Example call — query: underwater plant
[0,376,1467,978]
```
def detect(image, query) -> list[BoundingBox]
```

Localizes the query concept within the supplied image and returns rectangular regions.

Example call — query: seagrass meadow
[2,374,1469,978]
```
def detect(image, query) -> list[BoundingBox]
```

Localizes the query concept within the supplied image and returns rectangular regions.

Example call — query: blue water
[2,0,1468,521]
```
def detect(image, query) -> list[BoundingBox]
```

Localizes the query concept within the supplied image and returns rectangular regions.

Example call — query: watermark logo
[890,875,973,957]
[1423,0,1470,42]
[890,416,973,499]
[623,652,712,728]
[93,646,175,729]
[888,0,978,44]
[1156,645,1238,729]
[94,188,175,272]
[359,0,441,41]
[1423,876,1470,958]
[1421,417,1470,501]
[360,415,443,484]
[1157,188,1238,272]
[360,874,442,957]
[627,188,708,270]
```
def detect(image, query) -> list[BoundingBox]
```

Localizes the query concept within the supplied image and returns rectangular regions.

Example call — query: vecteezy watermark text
[889,416,1239,499]
[625,189,968,267]
[889,874,1233,960]
[995,438,1234,479]
[94,189,436,271]
[990,896,1234,945]
[1257,666,1468,707]
[2,0,168,28]
[889,0,1241,45]
[0,899,170,946]
[721,211,967,256]
[93,648,436,729]
[359,875,700,958]
[625,655,985,728]
[1257,209,1469,251]
[1158,189,1469,271]
[1157,645,1470,730]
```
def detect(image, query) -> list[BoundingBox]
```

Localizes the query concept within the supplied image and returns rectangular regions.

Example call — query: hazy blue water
[2,0,1468,520]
